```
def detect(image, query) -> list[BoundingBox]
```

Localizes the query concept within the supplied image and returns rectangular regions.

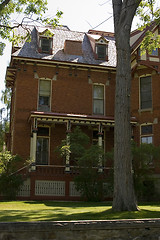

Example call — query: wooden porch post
[30,118,37,171]
[65,120,71,172]
[98,123,103,172]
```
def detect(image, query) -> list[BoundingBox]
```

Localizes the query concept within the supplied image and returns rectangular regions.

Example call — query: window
[141,125,153,144]
[93,85,104,115]
[140,76,152,110]
[150,48,158,56]
[39,37,53,54]
[38,79,51,112]
[36,127,49,165]
[97,44,107,60]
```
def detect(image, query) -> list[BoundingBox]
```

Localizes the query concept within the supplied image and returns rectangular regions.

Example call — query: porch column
[65,120,71,172]
[98,123,103,172]
[30,119,37,171]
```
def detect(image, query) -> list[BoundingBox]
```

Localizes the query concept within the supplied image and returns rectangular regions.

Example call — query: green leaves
[0,41,5,55]
[136,0,160,56]
[0,0,63,55]
[0,151,24,200]
[140,30,160,55]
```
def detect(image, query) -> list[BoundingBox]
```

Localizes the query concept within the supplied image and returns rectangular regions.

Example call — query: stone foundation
[0,219,160,240]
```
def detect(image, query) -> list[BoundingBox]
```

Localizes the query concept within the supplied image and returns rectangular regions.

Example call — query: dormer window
[95,39,108,61]
[41,38,51,53]
[39,37,53,54]
[97,44,107,60]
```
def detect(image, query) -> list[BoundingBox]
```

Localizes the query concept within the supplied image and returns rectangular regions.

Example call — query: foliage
[0,151,24,199]
[59,126,107,201]
[107,142,160,201]
[74,145,105,201]
[0,120,9,151]
[0,87,11,150]
[69,126,90,162]
[57,126,90,164]
[132,142,160,201]
[0,0,63,54]
[136,0,160,55]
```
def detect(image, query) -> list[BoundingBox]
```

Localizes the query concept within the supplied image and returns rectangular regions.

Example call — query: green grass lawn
[0,201,160,222]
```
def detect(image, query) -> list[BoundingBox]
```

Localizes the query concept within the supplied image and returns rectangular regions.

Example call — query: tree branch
[0,23,22,30]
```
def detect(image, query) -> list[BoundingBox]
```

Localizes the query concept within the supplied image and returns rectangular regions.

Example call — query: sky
[0,0,138,109]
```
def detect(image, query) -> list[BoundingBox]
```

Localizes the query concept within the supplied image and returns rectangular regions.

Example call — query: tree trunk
[112,31,138,211]
[112,0,141,211]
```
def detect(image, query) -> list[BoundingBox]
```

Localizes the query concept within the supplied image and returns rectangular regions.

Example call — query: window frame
[150,48,158,56]
[140,124,153,144]
[39,37,53,54]
[96,44,107,60]
[36,126,50,165]
[139,75,152,111]
[93,84,105,115]
[38,78,52,112]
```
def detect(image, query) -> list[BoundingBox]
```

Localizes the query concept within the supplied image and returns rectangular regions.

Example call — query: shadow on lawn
[0,207,160,222]
[24,201,112,207]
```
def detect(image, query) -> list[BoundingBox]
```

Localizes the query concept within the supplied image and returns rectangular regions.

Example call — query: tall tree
[0,0,62,54]
[112,0,160,211]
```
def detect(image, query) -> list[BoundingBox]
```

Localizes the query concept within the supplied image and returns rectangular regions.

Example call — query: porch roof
[29,111,137,127]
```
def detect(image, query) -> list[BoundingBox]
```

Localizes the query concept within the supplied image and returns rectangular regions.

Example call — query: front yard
[0,201,160,222]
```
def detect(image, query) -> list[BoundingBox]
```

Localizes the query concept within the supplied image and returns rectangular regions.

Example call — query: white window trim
[92,83,105,115]
[37,78,52,112]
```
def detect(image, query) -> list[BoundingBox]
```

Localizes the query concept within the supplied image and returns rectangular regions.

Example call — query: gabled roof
[87,34,109,44]
[130,21,158,53]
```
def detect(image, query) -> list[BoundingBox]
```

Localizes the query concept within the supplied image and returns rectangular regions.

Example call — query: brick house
[5,23,160,200]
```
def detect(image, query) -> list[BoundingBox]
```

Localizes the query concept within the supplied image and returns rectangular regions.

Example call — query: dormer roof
[38,28,54,37]
[87,34,109,44]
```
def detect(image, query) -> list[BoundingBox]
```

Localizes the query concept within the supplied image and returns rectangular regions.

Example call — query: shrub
[0,151,23,200]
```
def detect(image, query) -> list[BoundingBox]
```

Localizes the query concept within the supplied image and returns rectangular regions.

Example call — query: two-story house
[5,23,160,200]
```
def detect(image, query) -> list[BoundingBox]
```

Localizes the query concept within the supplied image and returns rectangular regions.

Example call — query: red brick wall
[64,40,82,55]
[131,68,160,146]
[10,63,116,162]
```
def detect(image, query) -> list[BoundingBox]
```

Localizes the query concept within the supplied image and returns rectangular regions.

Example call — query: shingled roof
[12,25,117,67]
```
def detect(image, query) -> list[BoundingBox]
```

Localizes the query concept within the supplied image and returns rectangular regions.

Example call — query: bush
[59,127,108,201]
[0,151,24,200]
[132,142,160,201]
[74,145,105,201]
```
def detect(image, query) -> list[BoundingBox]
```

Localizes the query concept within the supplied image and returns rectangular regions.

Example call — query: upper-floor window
[39,37,53,54]
[140,76,152,110]
[38,79,51,112]
[96,44,107,60]
[150,48,158,56]
[93,84,104,115]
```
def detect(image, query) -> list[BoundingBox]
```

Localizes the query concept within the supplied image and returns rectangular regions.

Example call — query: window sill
[138,108,153,113]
